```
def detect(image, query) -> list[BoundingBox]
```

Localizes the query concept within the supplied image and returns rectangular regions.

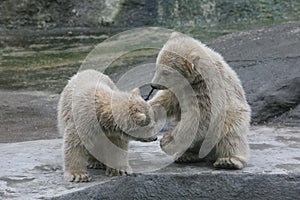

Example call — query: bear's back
[57,70,116,135]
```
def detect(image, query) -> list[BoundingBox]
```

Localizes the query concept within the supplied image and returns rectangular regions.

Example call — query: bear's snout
[151,83,167,90]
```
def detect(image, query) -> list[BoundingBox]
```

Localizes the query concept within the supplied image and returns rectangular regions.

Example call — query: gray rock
[0,126,299,199]
[0,90,60,143]
[252,77,300,125]
[208,21,300,126]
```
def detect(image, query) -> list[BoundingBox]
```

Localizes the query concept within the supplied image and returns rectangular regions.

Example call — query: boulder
[208,21,300,126]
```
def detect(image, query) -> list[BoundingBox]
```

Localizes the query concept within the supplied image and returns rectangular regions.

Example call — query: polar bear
[58,69,156,182]
[149,32,251,169]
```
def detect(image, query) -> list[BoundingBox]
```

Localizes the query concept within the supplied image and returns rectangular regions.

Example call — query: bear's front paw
[105,166,132,176]
[64,170,92,182]
[160,133,177,155]
[213,156,245,169]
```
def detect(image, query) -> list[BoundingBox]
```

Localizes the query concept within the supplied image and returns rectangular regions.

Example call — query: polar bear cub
[58,69,156,182]
[149,32,251,169]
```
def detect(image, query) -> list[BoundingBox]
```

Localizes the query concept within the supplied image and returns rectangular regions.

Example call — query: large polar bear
[58,70,156,182]
[149,32,251,169]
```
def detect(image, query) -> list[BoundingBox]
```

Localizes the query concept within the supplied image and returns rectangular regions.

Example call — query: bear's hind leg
[63,127,92,182]
[213,129,249,170]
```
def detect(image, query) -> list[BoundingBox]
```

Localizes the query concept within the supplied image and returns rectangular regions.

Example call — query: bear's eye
[132,107,140,113]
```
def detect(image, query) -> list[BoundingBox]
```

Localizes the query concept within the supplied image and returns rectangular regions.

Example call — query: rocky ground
[0,126,299,199]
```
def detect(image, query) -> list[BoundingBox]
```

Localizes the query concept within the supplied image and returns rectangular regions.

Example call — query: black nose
[151,84,167,90]
[151,83,159,89]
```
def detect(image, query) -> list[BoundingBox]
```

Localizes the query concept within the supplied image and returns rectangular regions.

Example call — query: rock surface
[209,21,300,126]
[0,126,299,199]
[0,90,59,143]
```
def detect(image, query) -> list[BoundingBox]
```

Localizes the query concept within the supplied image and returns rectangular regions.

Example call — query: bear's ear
[131,87,141,96]
[169,32,180,40]
[186,52,200,73]
[185,59,195,74]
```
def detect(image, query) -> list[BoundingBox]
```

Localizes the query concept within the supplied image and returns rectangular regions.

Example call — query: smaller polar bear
[149,32,251,169]
[58,70,156,182]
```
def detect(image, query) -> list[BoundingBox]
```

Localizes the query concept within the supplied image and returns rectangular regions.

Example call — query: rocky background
[209,22,300,126]
[0,0,299,142]
[1,0,299,46]
[1,0,299,29]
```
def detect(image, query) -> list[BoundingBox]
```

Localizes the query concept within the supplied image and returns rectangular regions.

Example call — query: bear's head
[151,32,204,90]
[128,88,151,127]
[114,88,157,142]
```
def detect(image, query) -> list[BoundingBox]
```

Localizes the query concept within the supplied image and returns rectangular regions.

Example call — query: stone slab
[0,126,299,199]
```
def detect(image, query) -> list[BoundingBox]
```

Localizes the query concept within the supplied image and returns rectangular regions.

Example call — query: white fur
[58,70,155,181]
[150,32,251,169]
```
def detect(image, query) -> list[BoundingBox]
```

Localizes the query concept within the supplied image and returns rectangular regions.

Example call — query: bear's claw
[105,166,132,176]
[213,157,245,169]
[64,171,92,182]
